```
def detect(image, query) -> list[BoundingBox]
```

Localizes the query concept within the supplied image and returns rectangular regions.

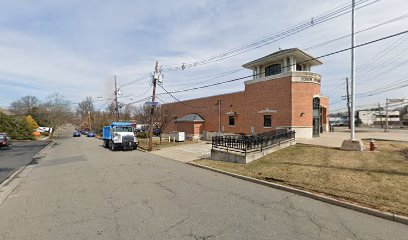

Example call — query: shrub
[136,132,149,138]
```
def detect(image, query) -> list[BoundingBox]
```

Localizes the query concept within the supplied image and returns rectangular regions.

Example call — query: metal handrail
[212,130,295,155]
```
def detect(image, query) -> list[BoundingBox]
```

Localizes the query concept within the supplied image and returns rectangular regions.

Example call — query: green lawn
[195,140,408,216]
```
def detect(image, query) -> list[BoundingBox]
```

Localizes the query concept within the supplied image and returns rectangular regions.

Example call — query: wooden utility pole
[88,111,92,132]
[114,75,120,121]
[148,61,159,151]
[345,77,351,129]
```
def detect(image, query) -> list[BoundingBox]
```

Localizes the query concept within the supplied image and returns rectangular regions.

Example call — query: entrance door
[313,97,320,137]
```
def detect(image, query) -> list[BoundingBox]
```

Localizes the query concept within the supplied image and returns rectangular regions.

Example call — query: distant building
[403,113,408,126]
[358,110,400,126]
[329,116,349,126]
[162,48,329,139]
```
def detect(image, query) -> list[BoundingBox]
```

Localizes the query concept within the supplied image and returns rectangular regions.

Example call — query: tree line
[3,93,175,140]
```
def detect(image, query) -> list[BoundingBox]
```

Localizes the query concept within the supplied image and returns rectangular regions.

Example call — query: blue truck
[102,122,138,151]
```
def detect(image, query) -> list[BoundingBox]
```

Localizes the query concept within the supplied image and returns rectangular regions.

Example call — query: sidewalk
[297,127,408,148]
[151,141,212,162]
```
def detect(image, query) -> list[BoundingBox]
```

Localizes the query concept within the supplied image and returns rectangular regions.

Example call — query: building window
[264,115,272,127]
[296,64,302,71]
[265,64,281,76]
[229,116,235,126]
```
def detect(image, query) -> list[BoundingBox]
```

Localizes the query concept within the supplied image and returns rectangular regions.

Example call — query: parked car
[73,132,81,137]
[153,128,161,136]
[87,132,96,137]
[0,133,12,148]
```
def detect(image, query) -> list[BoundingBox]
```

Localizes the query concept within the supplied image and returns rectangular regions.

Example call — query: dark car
[73,132,81,137]
[87,132,95,137]
[153,128,161,136]
[0,133,12,148]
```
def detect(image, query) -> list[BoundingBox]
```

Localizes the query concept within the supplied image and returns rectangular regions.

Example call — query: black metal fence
[212,129,295,155]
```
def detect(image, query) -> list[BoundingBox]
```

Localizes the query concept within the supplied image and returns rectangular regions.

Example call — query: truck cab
[102,122,138,151]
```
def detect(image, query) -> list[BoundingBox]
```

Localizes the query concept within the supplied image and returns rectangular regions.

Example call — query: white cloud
[0,0,407,111]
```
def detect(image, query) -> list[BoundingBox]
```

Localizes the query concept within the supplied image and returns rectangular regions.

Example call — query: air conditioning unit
[170,131,185,142]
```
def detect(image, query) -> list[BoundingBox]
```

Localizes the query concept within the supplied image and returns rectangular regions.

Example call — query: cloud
[0,0,407,111]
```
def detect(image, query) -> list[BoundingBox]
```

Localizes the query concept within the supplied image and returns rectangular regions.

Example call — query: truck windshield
[114,127,133,132]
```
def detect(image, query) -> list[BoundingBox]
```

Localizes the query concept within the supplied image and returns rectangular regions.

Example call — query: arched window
[296,64,302,71]
[265,64,281,76]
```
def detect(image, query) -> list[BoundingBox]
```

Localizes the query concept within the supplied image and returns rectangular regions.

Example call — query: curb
[187,162,408,225]
[0,136,58,205]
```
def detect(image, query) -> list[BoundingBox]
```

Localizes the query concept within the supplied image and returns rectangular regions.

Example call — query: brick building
[162,48,329,139]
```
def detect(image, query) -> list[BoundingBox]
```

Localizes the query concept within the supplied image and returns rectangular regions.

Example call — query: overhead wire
[157,29,408,97]
[162,0,380,71]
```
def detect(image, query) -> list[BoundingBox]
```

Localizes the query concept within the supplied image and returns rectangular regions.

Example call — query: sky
[0,0,407,112]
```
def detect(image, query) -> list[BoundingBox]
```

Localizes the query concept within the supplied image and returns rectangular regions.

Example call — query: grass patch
[138,138,195,151]
[195,140,408,216]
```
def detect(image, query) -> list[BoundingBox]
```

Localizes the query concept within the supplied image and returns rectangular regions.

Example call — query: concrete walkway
[297,127,408,148]
[151,141,212,162]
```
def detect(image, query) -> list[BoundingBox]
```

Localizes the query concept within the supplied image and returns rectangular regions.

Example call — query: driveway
[0,127,407,239]
[298,127,408,148]
[0,141,49,183]
[151,141,212,162]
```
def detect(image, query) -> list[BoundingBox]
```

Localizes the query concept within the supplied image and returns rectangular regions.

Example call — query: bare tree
[77,96,95,119]
[133,105,150,124]
[121,104,136,121]
[41,93,72,134]
[155,105,176,144]
[9,95,40,115]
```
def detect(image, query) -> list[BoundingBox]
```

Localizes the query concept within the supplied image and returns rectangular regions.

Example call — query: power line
[305,13,408,51]
[158,29,408,96]
[162,0,380,71]
[158,84,209,109]
[113,1,396,92]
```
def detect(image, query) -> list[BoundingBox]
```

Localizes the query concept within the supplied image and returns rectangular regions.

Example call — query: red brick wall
[164,91,246,134]
[162,75,324,135]
[176,122,193,133]
[241,77,292,133]
[291,82,321,127]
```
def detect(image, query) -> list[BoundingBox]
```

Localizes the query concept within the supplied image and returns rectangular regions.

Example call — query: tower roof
[242,48,322,69]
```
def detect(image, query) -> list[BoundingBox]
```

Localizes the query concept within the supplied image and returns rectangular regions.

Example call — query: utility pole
[385,98,389,132]
[218,99,221,133]
[148,61,159,151]
[350,0,356,140]
[88,111,92,132]
[345,77,351,129]
[114,75,120,121]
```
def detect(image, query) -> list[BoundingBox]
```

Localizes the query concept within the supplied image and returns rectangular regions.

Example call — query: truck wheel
[109,141,115,151]
[133,144,137,150]
[103,140,107,148]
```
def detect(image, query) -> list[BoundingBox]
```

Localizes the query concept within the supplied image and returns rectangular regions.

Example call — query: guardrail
[212,129,295,155]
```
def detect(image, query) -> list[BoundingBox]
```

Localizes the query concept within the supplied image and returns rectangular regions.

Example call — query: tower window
[264,115,272,127]
[265,64,281,76]
[229,116,235,126]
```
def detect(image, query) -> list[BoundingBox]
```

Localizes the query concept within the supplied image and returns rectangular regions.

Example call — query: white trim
[258,108,277,114]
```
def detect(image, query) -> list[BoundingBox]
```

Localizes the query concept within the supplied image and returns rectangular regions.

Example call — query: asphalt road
[0,126,407,239]
[0,140,49,184]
